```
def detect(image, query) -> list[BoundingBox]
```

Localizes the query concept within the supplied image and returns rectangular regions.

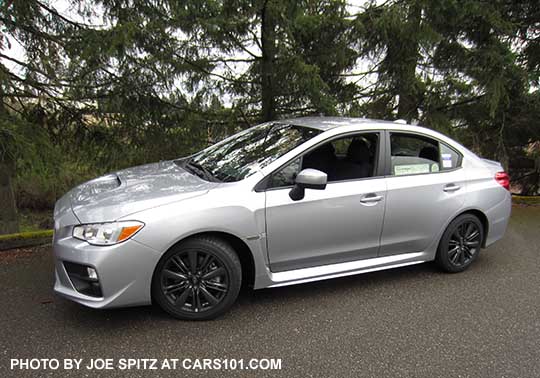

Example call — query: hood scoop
[73,174,121,202]
[69,161,218,223]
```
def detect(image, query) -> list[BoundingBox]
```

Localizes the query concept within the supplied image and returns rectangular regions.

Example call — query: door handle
[443,184,461,192]
[360,194,383,203]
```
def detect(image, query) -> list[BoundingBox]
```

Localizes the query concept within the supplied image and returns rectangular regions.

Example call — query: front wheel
[436,214,484,273]
[152,236,242,320]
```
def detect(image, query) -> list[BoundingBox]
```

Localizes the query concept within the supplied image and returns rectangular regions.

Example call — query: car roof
[280,116,404,131]
[277,116,476,161]
[281,116,451,137]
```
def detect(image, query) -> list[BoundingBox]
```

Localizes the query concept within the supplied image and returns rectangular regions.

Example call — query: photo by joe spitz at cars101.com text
[2,0,539,377]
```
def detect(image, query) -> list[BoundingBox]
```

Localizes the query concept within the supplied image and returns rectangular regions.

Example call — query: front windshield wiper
[185,159,219,182]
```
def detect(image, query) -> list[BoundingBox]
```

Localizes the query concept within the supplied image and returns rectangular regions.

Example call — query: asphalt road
[1,206,539,378]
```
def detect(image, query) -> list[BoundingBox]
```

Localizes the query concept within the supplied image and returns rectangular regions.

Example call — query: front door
[264,132,386,272]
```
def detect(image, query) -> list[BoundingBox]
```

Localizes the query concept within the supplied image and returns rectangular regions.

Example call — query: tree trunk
[260,0,277,122]
[522,157,540,195]
[396,3,422,122]
[0,162,19,234]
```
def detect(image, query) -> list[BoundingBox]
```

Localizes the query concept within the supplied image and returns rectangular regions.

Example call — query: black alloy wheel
[447,221,482,267]
[162,249,229,313]
[152,236,242,320]
[436,214,484,273]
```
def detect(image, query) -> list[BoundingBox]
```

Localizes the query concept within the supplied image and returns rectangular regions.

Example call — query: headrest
[419,146,438,162]
[347,139,370,163]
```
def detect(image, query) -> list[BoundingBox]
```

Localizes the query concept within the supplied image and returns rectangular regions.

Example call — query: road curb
[512,195,540,206]
[0,230,53,251]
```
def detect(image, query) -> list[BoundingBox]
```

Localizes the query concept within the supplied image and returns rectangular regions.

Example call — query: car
[52,117,512,320]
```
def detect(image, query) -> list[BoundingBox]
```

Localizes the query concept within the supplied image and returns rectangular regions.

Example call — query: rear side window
[390,133,461,176]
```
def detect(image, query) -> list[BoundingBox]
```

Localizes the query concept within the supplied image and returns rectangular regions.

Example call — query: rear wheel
[152,236,242,320]
[436,214,484,273]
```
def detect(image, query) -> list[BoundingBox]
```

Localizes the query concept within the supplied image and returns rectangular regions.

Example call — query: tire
[435,214,484,273]
[152,236,242,320]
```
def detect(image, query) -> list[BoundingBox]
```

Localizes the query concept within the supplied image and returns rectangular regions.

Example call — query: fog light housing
[87,267,98,280]
[63,262,103,297]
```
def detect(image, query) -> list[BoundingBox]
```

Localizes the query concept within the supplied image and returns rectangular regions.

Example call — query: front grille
[63,261,103,298]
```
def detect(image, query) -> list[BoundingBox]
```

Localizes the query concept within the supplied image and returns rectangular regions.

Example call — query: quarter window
[439,142,460,171]
[270,158,301,188]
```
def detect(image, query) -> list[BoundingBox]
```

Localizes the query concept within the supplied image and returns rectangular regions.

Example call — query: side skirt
[264,252,429,288]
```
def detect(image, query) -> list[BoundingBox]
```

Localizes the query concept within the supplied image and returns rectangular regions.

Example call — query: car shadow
[238,261,438,304]
[52,261,440,329]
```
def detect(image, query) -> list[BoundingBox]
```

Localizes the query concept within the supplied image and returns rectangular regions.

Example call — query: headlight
[73,221,144,245]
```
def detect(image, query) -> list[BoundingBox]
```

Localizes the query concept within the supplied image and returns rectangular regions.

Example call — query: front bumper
[53,230,161,309]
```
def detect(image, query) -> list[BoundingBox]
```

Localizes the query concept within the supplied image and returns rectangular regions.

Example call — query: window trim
[384,130,463,178]
[254,130,386,192]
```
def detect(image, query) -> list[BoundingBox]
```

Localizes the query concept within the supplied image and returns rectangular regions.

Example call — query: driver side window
[268,132,379,189]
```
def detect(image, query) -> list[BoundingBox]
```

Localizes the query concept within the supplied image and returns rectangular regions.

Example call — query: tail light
[495,172,510,191]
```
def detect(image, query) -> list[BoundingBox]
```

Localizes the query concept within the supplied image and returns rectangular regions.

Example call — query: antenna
[394,119,407,124]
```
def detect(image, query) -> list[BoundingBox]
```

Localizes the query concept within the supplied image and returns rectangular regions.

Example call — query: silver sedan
[53,117,511,320]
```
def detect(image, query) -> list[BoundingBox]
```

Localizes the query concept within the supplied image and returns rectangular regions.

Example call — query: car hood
[67,160,217,223]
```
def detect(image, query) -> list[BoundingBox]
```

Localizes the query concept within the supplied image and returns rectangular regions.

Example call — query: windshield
[187,122,321,182]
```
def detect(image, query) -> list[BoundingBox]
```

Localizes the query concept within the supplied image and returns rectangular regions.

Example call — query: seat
[419,146,438,162]
[302,143,336,174]
[329,139,372,180]
[347,139,371,164]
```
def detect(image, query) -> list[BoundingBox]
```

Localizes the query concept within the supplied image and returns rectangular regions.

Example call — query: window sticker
[441,153,453,168]
[431,163,439,172]
[394,164,431,175]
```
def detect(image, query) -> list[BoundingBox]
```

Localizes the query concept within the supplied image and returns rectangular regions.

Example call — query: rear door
[379,131,466,256]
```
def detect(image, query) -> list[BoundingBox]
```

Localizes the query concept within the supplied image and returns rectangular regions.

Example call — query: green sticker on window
[394,164,431,176]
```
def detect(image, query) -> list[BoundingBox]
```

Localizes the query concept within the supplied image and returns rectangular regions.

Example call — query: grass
[512,195,540,206]
[0,229,53,241]
[0,229,53,251]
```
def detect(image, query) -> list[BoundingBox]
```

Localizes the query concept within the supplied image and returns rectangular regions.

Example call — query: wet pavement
[0,206,539,377]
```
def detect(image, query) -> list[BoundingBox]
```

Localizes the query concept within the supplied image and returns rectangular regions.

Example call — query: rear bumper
[485,190,512,247]
[53,234,161,309]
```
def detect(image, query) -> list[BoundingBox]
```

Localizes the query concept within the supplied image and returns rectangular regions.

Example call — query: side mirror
[289,169,327,201]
